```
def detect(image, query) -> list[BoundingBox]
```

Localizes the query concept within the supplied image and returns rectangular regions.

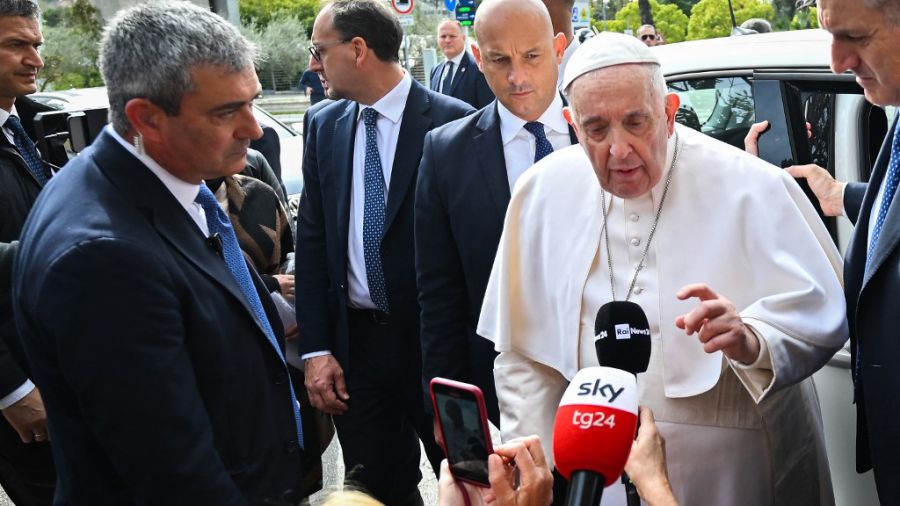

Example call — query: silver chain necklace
[600,131,680,302]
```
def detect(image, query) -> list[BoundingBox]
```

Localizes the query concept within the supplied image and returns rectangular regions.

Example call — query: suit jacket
[430,52,494,110]
[844,119,900,503]
[295,79,473,370]
[0,96,54,400]
[13,130,302,505]
[415,102,578,424]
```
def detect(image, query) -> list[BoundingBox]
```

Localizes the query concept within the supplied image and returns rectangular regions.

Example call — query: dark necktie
[441,61,455,95]
[866,122,900,274]
[5,115,47,185]
[194,183,304,448]
[523,121,554,163]
[362,108,390,313]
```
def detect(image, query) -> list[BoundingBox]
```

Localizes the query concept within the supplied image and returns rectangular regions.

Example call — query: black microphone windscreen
[594,301,651,375]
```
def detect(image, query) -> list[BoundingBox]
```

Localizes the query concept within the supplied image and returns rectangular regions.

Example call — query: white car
[657,29,881,506]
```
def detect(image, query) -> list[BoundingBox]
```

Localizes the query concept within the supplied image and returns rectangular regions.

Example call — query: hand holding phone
[430,378,493,487]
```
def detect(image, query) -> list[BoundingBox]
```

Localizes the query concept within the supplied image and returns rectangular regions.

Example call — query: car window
[668,76,755,148]
[252,106,296,139]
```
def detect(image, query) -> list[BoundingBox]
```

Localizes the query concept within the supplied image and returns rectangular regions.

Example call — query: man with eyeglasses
[295,1,473,504]
[638,24,659,47]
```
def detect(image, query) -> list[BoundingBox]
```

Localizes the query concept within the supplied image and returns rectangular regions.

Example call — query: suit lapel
[862,120,900,289]
[91,131,275,342]
[430,62,444,92]
[474,103,511,219]
[333,102,358,265]
[384,81,432,231]
[448,52,470,96]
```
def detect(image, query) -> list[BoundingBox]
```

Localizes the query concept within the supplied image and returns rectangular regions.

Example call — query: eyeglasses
[308,40,350,61]
[640,34,656,41]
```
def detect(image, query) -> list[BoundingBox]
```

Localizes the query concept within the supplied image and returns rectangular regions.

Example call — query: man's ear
[124,98,166,144]
[664,93,680,135]
[471,42,483,71]
[553,32,567,65]
[350,36,368,67]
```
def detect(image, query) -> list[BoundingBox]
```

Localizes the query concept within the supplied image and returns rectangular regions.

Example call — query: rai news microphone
[552,367,639,506]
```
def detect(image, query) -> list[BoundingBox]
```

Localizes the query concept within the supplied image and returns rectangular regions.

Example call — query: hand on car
[675,283,760,365]
[304,354,349,415]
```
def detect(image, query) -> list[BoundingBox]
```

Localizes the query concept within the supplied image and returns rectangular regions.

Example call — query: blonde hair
[321,490,385,506]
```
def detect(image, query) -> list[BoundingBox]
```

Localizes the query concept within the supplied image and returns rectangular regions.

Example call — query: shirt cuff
[300,350,332,361]
[728,324,774,404]
[0,380,35,409]
[732,326,771,370]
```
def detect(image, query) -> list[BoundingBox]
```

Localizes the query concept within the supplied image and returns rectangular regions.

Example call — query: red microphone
[553,367,639,506]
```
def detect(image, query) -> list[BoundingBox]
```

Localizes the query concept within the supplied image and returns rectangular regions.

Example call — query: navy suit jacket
[13,130,302,505]
[415,102,578,424]
[295,79,473,370]
[843,118,900,503]
[430,52,494,110]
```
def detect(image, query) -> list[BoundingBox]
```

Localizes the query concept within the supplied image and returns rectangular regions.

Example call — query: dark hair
[330,0,402,63]
[0,0,40,18]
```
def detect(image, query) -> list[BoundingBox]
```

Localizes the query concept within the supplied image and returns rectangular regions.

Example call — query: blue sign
[444,0,457,12]
[455,0,476,26]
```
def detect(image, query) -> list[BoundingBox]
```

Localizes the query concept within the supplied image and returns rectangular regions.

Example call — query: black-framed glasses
[640,34,656,41]
[308,40,350,61]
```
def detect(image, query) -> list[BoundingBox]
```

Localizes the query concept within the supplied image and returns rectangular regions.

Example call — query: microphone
[595,301,652,506]
[594,301,651,375]
[207,233,223,257]
[553,367,639,506]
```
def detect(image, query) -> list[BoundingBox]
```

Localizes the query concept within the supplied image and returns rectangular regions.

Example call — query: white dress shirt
[496,92,571,191]
[0,106,18,146]
[347,73,412,309]
[438,50,465,93]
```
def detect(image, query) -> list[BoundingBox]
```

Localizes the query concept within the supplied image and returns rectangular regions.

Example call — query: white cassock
[477,124,848,506]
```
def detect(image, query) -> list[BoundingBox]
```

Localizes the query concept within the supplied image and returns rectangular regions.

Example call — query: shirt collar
[447,50,466,67]
[357,72,412,125]
[0,105,12,128]
[106,125,202,210]
[496,92,568,146]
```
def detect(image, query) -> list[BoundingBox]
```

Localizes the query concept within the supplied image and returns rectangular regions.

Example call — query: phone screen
[434,389,491,485]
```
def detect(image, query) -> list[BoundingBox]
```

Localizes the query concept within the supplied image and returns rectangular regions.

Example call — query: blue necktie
[866,122,900,274]
[5,115,47,185]
[440,61,455,95]
[361,108,390,313]
[195,183,303,448]
[523,121,554,163]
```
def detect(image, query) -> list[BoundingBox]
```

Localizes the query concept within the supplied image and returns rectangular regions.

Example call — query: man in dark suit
[296,1,472,504]
[785,0,900,501]
[13,3,304,504]
[0,2,55,504]
[429,19,494,110]
[416,0,571,426]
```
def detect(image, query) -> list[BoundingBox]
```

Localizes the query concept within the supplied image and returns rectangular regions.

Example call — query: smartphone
[430,378,493,487]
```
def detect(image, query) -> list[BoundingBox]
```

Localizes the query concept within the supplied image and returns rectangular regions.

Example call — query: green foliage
[791,6,819,29]
[687,0,774,40]
[243,17,310,91]
[663,0,701,16]
[595,0,689,43]
[39,0,103,90]
[239,0,320,35]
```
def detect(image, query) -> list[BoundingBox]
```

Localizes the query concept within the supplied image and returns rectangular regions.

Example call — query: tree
[598,0,689,43]
[791,6,819,29]
[39,0,103,90]
[239,0,320,35]
[243,17,310,92]
[663,0,701,17]
[687,0,774,40]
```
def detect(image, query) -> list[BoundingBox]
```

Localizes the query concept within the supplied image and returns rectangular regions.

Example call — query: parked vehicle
[657,28,881,506]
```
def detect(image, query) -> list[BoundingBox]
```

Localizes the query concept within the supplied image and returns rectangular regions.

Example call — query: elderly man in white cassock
[477,32,849,505]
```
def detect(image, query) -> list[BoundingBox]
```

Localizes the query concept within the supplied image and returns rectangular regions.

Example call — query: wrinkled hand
[1,388,49,443]
[675,284,760,365]
[439,435,553,506]
[303,355,349,415]
[743,120,769,157]
[625,408,677,506]
[785,164,846,217]
[274,274,295,298]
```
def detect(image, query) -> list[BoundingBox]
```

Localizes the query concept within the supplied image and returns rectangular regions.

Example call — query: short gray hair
[0,0,40,19]
[99,1,257,133]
